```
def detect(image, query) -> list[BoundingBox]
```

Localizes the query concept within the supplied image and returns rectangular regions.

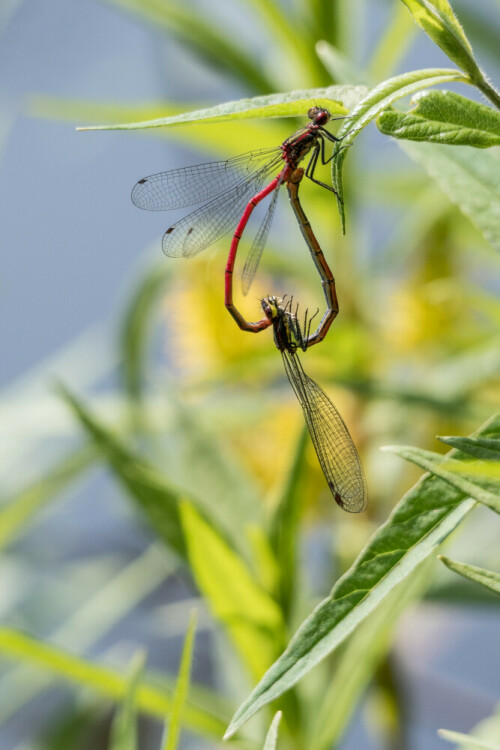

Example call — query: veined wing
[162,158,282,258]
[132,148,281,211]
[282,350,367,512]
[241,182,280,296]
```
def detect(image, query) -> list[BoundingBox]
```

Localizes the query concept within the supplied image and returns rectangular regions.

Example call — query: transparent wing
[132,148,281,211]
[241,183,280,296]
[161,160,282,258]
[282,350,367,512]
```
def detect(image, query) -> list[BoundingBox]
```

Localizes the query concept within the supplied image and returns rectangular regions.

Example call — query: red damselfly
[225,167,338,344]
[132,107,343,294]
[224,170,365,511]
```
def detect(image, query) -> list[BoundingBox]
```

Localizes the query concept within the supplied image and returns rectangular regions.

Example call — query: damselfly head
[308,106,331,125]
[261,295,282,321]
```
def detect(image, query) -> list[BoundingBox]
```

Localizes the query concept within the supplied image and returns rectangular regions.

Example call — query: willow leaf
[378,91,500,147]
[78,86,368,131]
[331,68,468,231]
[439,556,500,597]
[224,416,499,737]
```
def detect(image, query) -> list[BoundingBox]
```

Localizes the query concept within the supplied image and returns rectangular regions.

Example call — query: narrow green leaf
[0,545,176,725]
[0,445,94,550]
[437,436,500,461]
[438,728,500,750]
[331,68,468,231]
[400,1,477,75]
[78,86,367,131]
[378,91,500,147]
[383,444,500,513]
[0,628,227,739]
[263,712,282,750]
[309,558,433,750]
[269,426,308,620]
[399,0,500,108]
[439,556,500,597]
[120,260,173,403]
[180,501,284,682]
[224,416,499,738]
[99,0,273,94]
[110,650,145,750]
[58,385,187,558]
[162,611,197,750]
[400,141,500,252]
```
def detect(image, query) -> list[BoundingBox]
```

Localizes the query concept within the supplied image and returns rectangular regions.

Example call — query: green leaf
[0,628,228,740]
[439,556,500,597]
[400,141,500,253]
[309,558,433,750]
[180,501,284,681]
[331,68,468,231]
[378,91,500,147]
[162,611,197,750]
[110,650,145,750]
[269,426,308,620]
[0,545,176,725]
[399,0,500,108]
[263,712,282,750]
[0,445,94,550]
[383,443,500,514]
[58,385,187,558]
[437,436,500,461]
[119,260,174,404]
[99,0,273,94]
[78,86,368,131]
[399,1,478,75]
[438,728,500,750]
[224,415,499,738]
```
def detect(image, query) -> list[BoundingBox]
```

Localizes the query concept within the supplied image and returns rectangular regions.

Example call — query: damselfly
[225,167,338,345]
[132,107,343,294]
[263,295,366,512]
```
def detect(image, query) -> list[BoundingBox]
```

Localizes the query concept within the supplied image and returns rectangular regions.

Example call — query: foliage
[1,0,500,749]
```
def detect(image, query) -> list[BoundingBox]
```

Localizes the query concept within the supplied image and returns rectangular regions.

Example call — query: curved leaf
[223,415,500,738]
[78,86,368,131]
[331,68,468,231]
[377,91,500,147]
[383,444,500,513]
[439,556,500,597]
[263,712,282,750]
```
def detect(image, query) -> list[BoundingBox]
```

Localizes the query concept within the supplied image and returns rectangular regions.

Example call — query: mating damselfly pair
[132,107,367,513]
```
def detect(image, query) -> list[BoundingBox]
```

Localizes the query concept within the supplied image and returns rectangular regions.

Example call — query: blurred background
[0,0,499,748]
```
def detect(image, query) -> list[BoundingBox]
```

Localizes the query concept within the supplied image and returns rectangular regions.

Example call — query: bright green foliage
[439,557,500,597]
[331,68,467,231]
[225,416,500,737]
[0,629,228,739]
[180,501,284,681]
[3,0,500,748]
[384,425,500,514]
[78,86,366,131]
[378,91,500,147]
[161,611,197,750]
[110,651,145,750]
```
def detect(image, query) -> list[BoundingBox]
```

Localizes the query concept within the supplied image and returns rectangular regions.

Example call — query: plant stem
[475,77,500,110]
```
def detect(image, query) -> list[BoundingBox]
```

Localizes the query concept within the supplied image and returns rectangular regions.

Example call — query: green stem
[475,77,500,111]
